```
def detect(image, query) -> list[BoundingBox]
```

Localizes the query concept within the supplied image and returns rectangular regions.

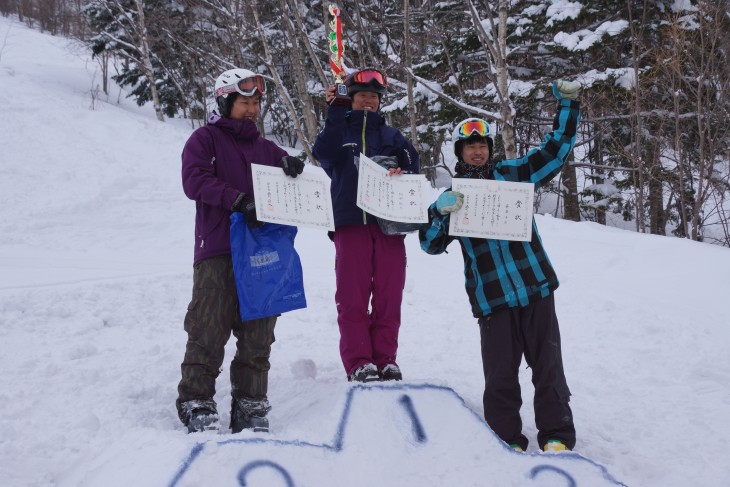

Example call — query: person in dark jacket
[419,80,582,452]
[312,69,419,382]
[177,68,304,434]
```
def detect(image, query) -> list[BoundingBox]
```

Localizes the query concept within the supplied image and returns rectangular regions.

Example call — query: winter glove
[280,156,305,178]
[231,193,264,228]
[436,191,464,215]
[553,79,582,101]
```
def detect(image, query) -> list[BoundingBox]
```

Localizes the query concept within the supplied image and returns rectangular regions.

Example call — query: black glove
[280,156,305,178]
[231,193,264,228]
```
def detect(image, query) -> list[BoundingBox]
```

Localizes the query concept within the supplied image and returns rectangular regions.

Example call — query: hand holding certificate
[251,164,335,231]
[448,179,535,241]
[356,153,428,223]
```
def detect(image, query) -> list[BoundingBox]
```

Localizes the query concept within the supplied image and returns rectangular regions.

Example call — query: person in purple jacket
[176,68,304,434]
[312,69,419,383]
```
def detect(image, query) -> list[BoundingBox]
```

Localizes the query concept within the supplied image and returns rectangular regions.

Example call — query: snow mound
[61,385,626,487]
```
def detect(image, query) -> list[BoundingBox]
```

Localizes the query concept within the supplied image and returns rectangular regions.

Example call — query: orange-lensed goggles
[352,69,387,87]
[215,75,266,98]
[456,119,490,139]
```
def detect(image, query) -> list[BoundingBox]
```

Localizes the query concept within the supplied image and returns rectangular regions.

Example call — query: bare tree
[467,0,515,159]
[277,0,319,142]
[644,0,730,241]
[403,0,418,146]
[131,0,163,121]
[251,0,316,165]
[85,0,165,120]
[626,0,648,231]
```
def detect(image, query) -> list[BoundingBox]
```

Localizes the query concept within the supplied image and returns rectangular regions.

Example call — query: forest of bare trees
[2,0,729,246]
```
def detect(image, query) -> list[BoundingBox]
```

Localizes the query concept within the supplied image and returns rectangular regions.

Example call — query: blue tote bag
[230,213,307,321]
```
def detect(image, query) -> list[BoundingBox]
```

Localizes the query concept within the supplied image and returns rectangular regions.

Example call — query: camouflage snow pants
[176,255,277,422]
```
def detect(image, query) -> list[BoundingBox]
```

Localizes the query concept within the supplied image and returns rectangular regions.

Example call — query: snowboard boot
[179,399,219,433]
[348,363,379,382]
[543,439,569,452]
[509,443,524,452]
[379,364,402,381]
[230,396,271,433]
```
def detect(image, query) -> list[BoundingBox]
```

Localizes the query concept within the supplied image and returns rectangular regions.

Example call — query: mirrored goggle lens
[214,76,266,99]
[458,120,489,138]
[237,76,266,96]
[353,69,386,86]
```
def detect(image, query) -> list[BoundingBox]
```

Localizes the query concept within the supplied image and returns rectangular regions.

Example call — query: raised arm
[493,80,581,188]
[312,104,349,175]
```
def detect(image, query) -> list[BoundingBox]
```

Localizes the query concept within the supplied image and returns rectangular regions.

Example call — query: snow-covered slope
[1,16,729,486]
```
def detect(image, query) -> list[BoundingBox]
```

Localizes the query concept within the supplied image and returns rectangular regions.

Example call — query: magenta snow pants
[333,224,407,376]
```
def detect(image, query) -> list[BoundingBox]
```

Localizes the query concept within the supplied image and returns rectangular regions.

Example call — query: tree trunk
[403,0,419,151]
[278,0,317,142]
[627,0,645,231]
[100,51,109,95]
[288,0,329,89]
[251,1,316,165]
[467,0,516,159]
[561,155,580,222]
[592,113,607,225]
[647,142,666,235]
[495,0,515,159]
[134,0,163,121]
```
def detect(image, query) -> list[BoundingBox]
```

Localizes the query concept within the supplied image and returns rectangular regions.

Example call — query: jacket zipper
[197,211,226,250]
[361,111,368,224]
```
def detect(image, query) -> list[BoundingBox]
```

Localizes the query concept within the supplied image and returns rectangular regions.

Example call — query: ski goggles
[351,69,387,88]
[215,75,266,98]
[455,119,490,140]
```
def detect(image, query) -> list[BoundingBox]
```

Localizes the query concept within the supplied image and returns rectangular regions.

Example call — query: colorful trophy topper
[328,4,351,106]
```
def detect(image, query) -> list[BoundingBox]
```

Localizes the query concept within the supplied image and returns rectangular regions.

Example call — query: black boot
[230,396,271,433]
[179,399,219,433]
[379,364,403,381]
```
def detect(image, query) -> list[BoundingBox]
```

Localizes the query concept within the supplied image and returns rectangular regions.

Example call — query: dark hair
[216,92,239,118]
[454,135,494,161]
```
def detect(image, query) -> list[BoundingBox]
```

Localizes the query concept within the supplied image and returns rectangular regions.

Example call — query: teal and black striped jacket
[419,98,581,318]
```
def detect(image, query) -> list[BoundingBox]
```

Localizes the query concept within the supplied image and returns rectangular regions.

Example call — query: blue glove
[553,79,582,100]
[436,191,464,215]
[280,156,305,178]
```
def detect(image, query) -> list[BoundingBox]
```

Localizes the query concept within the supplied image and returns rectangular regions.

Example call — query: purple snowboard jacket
[181,113,287,264]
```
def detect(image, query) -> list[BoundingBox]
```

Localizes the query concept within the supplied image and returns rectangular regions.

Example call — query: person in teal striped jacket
[419,80,582,453]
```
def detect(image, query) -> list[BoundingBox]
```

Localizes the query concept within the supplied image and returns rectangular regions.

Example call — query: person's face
[229,94,261,121]
[462,140,491,166]
[351,91,380,112]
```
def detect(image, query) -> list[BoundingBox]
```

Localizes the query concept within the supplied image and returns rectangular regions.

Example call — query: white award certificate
[356,154,428,223]
[449,179,535,241]
[251,164,335,231]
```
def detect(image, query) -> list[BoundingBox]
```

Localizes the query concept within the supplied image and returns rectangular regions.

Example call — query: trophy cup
[328,4,351,106]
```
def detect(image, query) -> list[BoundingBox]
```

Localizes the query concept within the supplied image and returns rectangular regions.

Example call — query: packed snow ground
[1,16,729,486]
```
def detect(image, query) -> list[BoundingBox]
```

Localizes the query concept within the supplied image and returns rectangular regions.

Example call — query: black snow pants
[176,255,277,422]
[478,293,575,451]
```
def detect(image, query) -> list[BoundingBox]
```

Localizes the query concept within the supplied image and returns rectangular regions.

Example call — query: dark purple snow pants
[333,224,406,376]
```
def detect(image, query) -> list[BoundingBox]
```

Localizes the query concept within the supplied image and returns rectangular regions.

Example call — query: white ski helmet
[214,68,266,117]
[451,118,494,160]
